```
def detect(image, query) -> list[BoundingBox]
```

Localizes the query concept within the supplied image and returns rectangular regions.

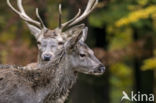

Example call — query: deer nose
[98,66,105,73]
[43,54,52,61]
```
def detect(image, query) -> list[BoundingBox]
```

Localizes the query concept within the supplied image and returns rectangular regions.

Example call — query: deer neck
[42,53,77,102]
[54,54,77,88]
[18,50,77,102]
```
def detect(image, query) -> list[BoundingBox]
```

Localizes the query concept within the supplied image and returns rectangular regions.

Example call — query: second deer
[0,26,105,103]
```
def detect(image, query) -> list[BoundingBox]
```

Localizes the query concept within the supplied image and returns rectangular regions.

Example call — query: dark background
[0,0,156,103]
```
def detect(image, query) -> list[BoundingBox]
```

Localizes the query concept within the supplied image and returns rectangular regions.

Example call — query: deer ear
[64,30,83,51]
[65,24,85,38]
[80,27,88,42]
[26,23,41,39]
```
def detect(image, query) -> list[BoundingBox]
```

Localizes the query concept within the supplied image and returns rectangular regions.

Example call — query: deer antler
[7,0,46,29]
[59,0,98,30]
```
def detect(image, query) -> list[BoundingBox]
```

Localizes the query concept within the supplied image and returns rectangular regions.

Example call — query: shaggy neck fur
[22,49,77,103]
[0,49,77,103]
[43,52,77,103]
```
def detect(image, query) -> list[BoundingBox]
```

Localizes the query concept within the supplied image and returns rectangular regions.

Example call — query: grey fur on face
[34,24,85,65]
[63,28,105,75]
[37,34,64,62]
[71,42,105,75]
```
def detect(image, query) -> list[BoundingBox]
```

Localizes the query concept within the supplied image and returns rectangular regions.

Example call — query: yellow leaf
[141,58,156,71]
[115,5,156,27]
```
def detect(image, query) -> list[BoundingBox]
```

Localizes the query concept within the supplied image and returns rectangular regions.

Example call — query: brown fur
[43,30,57,38]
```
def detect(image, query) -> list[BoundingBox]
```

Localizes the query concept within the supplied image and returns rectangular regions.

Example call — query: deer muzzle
[43,54,52,61]
[93,65,106,75]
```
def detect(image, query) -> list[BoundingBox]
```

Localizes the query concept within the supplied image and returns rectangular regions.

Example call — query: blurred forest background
[0,0,156,103]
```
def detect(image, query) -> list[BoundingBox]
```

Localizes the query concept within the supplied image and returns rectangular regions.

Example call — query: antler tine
[61,9,81,30]
[16,0,41,27]
[7,0,41,28]
[85,0,96,13]
[59,4,62,28]
[61,0,98,30]
[7,0,20,14]
[69,0,98,26]
[36,8,46,29]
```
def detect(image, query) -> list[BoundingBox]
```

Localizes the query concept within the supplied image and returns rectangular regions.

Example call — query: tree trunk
[133,30,154,103]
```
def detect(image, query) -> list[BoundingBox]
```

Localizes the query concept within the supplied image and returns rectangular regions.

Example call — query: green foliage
[108,28,133,51]
[0,27,17,43]
[110,62,133,103]
[115,5,156,27]
[88,0,156,102]
[89,2,130,27]
[0,50,7,63]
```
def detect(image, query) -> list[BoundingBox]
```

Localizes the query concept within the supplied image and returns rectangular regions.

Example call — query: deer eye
[37,41,41,45]
[80,53,86,57]
[58,42,64,45]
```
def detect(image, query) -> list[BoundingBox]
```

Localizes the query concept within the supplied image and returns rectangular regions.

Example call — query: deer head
[64,27,105,75]
[7,0,98,63]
